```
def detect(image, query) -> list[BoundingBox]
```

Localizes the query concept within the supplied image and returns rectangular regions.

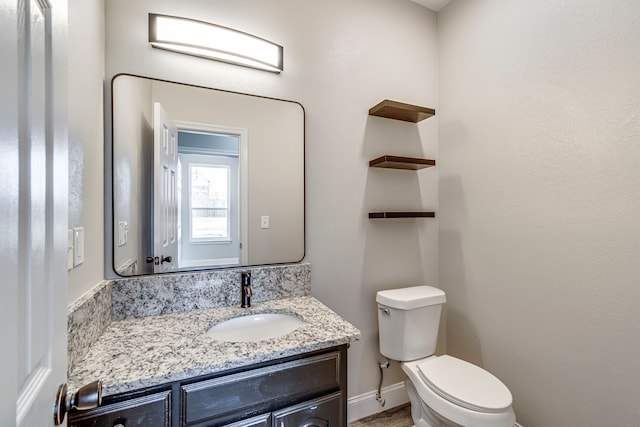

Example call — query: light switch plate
[261,216,270,229]
[73,227,85,266]
[67,229,74,271]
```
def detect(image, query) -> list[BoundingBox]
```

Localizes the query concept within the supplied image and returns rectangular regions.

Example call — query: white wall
[105,0,439,398]
[111,76,153,274]
[438,1,640,425]
[150,80,304,265]
[67,0,105,302]
[68,0,640,422]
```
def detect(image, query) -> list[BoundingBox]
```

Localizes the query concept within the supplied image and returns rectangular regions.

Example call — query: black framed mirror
[109,74,304,276]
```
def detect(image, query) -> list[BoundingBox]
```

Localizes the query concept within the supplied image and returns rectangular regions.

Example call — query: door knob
[53,379,102,425]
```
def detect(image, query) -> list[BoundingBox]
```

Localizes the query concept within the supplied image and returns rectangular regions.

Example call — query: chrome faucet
[240,272,252,308]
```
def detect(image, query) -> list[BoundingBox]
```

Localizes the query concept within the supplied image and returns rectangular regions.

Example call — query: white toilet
[377,286,516,427]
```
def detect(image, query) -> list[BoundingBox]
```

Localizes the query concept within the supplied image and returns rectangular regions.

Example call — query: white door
[153,103,179,272]
[0,0,69,426]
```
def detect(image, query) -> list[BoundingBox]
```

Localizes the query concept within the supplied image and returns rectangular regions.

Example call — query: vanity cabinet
[219,393,341,427]
[69,345,347,427]
[271,392,342,427]
[221,413,271,427]
[368,99,436,219]
[68,390,172,427]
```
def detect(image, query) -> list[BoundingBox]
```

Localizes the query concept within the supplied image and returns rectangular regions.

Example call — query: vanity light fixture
[148,13,283,73]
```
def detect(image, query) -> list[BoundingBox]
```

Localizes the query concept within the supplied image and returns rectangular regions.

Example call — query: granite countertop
[68,296,361,397]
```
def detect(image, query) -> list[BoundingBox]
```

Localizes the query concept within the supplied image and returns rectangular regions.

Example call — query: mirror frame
[105,73,305,278]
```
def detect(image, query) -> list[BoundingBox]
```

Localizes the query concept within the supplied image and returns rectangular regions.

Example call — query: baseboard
[347,382,409,423]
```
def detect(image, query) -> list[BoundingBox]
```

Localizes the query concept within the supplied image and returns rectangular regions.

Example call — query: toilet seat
[402,357,516,427]
[417,355,512,413]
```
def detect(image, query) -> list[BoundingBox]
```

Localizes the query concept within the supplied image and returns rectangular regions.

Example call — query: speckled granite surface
[67,296,360,397]
[67,263,311,374]
[67,280,112,375]
[111,263,311,320]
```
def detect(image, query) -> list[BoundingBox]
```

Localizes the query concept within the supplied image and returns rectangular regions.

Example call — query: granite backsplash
[67,263,311,375]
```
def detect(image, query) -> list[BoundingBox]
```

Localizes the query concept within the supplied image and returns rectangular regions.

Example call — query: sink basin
[205,313,305,342]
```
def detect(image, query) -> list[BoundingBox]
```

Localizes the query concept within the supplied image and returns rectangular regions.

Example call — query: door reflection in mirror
[152,102,179,273]
[177,129,242,268]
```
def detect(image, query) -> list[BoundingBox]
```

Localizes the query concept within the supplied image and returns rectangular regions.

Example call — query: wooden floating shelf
[369,212,436,219]
[369,155,435,170]
[369,99,436,123]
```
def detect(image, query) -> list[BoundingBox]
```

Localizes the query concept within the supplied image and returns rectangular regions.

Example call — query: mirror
[111,74,304,276]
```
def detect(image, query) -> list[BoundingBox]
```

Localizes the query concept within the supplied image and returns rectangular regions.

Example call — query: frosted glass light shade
[148,13,283,73]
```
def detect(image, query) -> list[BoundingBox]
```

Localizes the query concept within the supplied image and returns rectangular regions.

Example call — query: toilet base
[405,379,463,427]
[401,357,516,427]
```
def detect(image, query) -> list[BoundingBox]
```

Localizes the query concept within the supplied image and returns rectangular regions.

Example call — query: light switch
[67,229,74,271]
[261,216,270,229]
[73,227,85,267]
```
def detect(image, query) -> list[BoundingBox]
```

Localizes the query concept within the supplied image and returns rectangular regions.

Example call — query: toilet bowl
[402,356,515,427]
[376,286,516,427]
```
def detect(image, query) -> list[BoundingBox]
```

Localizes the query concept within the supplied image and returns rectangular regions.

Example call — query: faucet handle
[241,271,252,308]
[241,271,251,285]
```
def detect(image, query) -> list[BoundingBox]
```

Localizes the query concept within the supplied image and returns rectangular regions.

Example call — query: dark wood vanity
[69,345,347,427]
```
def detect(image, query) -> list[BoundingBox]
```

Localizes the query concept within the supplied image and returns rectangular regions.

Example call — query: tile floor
[348,404,413,427]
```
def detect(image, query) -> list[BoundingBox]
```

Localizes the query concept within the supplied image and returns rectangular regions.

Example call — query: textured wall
[111,76,153,274]
[104,0,438,398]
[438,1,640,425]
[67,0,105,302]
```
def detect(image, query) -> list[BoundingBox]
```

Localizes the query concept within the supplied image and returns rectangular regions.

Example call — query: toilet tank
[376,286,446,361]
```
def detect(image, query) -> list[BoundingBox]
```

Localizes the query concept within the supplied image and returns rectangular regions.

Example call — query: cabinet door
[222,413,271,427]
[271,392,342,427]
[182,352,340,425]
[68,391,171,427]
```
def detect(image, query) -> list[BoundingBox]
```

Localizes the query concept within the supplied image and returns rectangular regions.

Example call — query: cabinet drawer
[222,413,271,427]
[182,352,341,425]
[272,392,342,427]
[69,390,171,427]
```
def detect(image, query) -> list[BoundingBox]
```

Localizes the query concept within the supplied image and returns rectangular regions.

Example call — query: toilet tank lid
[376,286,446,310]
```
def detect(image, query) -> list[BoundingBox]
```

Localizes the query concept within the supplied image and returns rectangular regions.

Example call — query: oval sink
[205,313,305,342]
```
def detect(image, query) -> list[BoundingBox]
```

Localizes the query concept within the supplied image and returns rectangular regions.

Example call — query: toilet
[377,286,516,427]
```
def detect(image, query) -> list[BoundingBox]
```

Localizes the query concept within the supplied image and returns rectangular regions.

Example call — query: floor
[348,404,413,427]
